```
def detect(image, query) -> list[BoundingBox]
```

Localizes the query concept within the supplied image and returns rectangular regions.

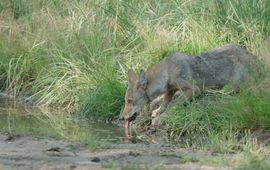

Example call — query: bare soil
[0,134,232,170]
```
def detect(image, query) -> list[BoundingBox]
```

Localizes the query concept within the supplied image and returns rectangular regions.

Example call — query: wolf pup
[120,44,256,137]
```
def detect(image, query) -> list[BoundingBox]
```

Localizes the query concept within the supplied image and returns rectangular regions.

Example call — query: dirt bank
[0,134,232,170]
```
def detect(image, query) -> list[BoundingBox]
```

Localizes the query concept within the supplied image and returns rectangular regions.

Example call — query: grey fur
[121,44,256,122]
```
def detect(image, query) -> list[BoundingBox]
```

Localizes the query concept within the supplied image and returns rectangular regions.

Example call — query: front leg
[151,90,174,125]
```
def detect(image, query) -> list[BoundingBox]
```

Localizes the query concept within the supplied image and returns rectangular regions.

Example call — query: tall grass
[0,0,269,149]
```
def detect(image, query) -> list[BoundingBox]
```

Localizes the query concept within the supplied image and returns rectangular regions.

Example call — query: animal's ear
[128,69,137,84]
[137,69,147,89]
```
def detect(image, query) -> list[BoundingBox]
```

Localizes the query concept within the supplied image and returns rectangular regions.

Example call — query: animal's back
[165,44,255,90]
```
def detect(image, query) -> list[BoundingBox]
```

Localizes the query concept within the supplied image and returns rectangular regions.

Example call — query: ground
[0,134,232,170]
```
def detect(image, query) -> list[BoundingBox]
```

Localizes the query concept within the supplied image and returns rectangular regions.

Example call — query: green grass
[161,82,270,151]
[0,0,270,152]
[235,153,270,170]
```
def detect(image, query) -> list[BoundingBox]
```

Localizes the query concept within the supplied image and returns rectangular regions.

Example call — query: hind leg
[232,83,240,94]
[179,81,201,101]
[231,64,249,94]
[232,71,247,94]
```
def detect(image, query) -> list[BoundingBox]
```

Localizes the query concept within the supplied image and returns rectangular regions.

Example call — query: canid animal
[120,44,256,137]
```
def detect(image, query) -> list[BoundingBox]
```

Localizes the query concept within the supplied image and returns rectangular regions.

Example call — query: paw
[151,107,161,118]
[151,116,160,126]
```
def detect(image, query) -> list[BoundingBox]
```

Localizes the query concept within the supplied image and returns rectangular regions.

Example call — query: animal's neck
[145,65,168,101]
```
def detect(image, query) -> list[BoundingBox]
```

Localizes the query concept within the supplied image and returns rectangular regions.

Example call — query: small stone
[129,151,140,157]
[46,147,61,152]
[91,157,101,162]
[70,164,76,169]
[5,135,14,141]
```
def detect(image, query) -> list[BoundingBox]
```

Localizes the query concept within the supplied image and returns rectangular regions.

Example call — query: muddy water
[0,96,231,170]
[0,96,123,142]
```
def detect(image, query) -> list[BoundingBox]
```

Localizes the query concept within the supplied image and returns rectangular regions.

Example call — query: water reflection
[0,96,123,143]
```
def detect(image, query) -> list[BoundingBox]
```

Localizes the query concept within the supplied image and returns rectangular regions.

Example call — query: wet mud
[0,134,232,170]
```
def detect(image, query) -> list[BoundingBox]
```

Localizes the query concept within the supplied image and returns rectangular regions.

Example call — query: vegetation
[0,0,270,157]
[163,84,270,151]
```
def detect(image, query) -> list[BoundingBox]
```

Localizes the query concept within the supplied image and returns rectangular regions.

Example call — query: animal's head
[120,69,149,122]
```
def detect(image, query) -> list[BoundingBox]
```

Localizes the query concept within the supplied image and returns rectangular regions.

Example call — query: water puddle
[0,96,124,144]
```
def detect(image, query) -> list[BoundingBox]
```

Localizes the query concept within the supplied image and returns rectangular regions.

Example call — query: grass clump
[235,154,270,170]
[162,81,270,152]
[79,59,126,121]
